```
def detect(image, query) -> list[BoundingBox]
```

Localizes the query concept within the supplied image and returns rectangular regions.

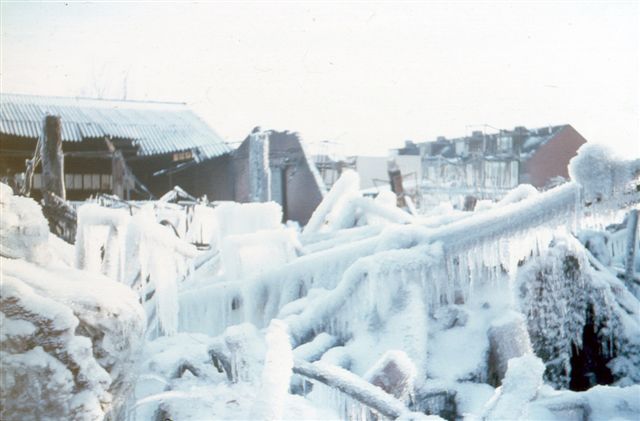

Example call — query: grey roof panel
[0,93,231,160]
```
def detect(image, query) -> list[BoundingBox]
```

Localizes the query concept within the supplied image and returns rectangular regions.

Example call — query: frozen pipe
[303,170,360,235]
[351,196,415,225]
[427,182,580,253]
[292,359,419,419]
[293,333,338,362]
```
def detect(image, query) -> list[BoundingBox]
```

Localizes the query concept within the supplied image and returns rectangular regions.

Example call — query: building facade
[419,125,587,206]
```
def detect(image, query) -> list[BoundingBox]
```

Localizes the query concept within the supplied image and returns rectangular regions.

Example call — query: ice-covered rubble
[0,184,145,421]
[2,142,640,421]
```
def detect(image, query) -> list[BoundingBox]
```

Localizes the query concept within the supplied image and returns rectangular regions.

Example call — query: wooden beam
[40,115,65,204]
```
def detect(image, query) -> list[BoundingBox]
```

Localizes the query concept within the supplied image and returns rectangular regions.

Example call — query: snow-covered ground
[1,144,639,420]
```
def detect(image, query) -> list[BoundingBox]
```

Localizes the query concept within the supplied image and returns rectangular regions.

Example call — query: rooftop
[0,93,231,161]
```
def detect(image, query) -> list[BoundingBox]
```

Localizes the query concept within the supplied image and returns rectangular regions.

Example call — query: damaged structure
[1,142,639,420]
[231,128,326,225]
[0,93,233,201]
[0,94,326,225]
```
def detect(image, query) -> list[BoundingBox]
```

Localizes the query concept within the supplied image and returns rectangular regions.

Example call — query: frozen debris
[184,204,218,246]
[285,242,442,347]
[412,382,458,421]
[75,203,198,337]
[158,185,197,203]
[303,169,360,235]
[429,182,580,266]
[0,183,51,263]
[497,183,539,206]
[1,346,77,420]
[1,258,145,420]
[223,323,265,383]
[75,203,130,279]
[569,143,640,204]
[303,170,414,235]
[449,381,496,419]
[250,320,293,420]
[579,229,612,266]
[530,384,640,420]
[426,300,494,384]
[294,359,416,419]
[363,350,416,402]
[277,288,329,319]
[178,281,244,336]
[125,208,197,337]
[293,332,339,363]
[433,305,469,330]
[213,201,282,241]
[221,228,298,281]
[487,312,533,386]
[515,233,640,388]
[483,354,546,420]
[299,225,383,254]
[351,196,415,225]
[0,182,13,203]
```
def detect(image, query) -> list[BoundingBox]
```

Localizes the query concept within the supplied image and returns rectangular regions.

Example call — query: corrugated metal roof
[0,93,231,161]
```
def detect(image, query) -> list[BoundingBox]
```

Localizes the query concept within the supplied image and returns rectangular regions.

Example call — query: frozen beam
[292,359,419,419]
[249,131,271,202]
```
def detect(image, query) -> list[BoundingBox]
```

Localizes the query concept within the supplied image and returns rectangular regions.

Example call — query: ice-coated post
[40,115,66,204]
[625,209,638,284]
[249,131,271,202]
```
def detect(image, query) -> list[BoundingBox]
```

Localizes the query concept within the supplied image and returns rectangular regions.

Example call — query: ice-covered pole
[625,209,638,285]
[40,115,66,204]
[249,131,271,202]
[250,320,292,420]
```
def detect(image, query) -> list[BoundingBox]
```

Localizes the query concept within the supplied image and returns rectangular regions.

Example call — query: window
[497,136,513,153]
[74,174,83,189]
[101,174,112,190]
[83,174,92,189]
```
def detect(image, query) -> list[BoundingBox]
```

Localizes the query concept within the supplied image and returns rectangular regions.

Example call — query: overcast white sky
[1,1,639,157]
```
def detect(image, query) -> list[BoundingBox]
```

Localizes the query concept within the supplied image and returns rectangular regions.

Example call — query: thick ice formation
[250,320,294,420]
[516,234,640,388]
[0,183,52,264]
[0,185,146,421]
[3,142,640,421]
[483,354,546,420]
[569,143,640,204]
